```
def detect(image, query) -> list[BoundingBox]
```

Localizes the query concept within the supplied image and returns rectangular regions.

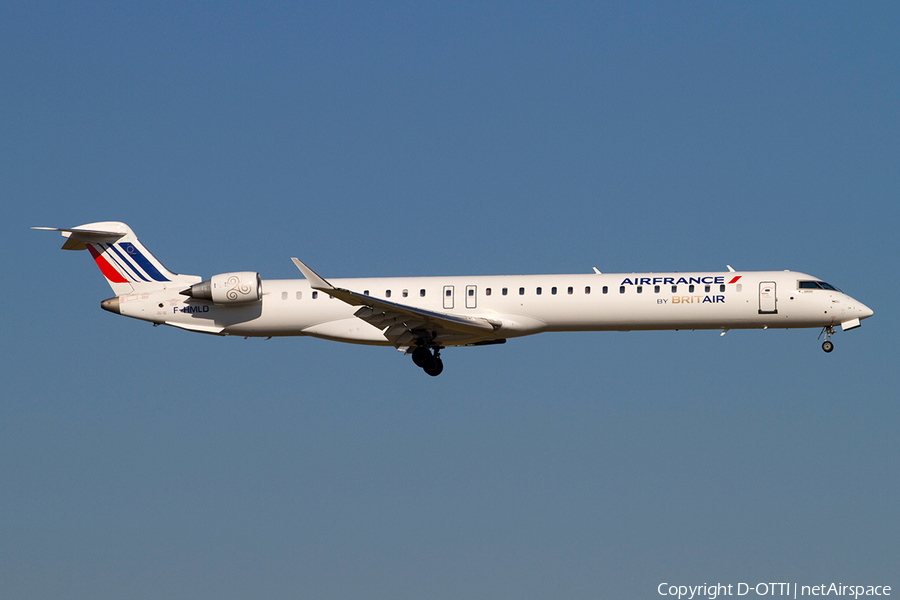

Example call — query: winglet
[291,258,335,291]
[727,265,735,272]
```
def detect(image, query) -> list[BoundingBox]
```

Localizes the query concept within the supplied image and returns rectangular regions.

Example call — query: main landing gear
[412,345,444,377]
[819,326,835,353]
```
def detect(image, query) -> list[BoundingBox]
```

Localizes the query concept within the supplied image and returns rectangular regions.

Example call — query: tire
[423,357,444,377]
[822,341,834,353]
[412,346,431,368]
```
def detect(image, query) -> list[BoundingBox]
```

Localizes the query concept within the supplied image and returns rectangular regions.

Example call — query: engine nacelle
[181,272,262,304]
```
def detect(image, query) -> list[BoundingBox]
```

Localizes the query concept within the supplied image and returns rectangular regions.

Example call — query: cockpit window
[799,280,842,292]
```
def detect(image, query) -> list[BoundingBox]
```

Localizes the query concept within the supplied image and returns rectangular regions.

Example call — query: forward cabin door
[759,281,777,314]
[465,285,477,309]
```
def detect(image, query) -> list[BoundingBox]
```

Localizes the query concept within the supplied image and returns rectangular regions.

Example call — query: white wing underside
[291,258,501,347]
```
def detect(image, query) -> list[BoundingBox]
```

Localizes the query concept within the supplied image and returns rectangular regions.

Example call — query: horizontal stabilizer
[33,226,127,251]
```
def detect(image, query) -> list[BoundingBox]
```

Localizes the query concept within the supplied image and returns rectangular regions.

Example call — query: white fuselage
[116,270,873,347]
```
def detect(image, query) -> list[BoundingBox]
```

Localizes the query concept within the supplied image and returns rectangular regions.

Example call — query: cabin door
[759,281,777,314]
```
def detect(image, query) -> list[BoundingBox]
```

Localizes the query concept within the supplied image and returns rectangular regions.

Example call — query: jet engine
[181,272,262,304]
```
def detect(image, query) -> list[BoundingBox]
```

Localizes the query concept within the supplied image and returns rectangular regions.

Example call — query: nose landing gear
[411,345,444,376]
[819,326,835,353]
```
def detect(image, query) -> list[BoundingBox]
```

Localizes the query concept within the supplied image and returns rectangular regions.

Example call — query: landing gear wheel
[423,357,444,377]
[411,344,445,376]
[412,346,431,368]
[819,325,836,353]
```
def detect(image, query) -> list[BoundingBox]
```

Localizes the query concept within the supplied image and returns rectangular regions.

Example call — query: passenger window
[671,285,677,293]
[689,285,695,293]
[446,289,452,297]
[720,284,725,292]
[420,289,426,297]
[385,290,391,298]
[567,286,573,295]
[519,287,525,295]
[705,285,711,292]
[312,291,318,299]
[364,290,369,296]
[502,288,508,296]
[619,286,625,294]
[536,287,542,295]
[486,288,492,296]
[282,291,288,300]
[587,286,593,294]
[654,285,660,293]
[468,289,474,296]
[736,284,742,292]
[600,286,606,294]
[551,287,557,295]
[296,291,302,299]
[637,286,643,294]
[402,289,408,298]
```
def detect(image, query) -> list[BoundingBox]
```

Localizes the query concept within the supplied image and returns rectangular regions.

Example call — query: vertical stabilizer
[34,222,201,295]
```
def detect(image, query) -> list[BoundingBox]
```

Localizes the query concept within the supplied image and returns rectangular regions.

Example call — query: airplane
[35,222,874,376]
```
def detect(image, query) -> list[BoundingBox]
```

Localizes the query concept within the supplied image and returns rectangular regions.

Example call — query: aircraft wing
[291,258,500,347]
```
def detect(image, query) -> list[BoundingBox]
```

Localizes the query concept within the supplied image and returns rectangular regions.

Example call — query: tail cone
[101,297,120,314]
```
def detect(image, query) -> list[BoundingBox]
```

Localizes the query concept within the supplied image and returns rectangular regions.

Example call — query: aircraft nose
[858,302,874,320]
[846,295,874,320]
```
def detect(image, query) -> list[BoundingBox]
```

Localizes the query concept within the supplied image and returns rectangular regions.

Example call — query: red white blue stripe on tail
[86,242,171,283]
[33,222,200,295]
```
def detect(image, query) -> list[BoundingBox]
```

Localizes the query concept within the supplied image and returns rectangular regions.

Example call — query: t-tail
[34,222,201,295]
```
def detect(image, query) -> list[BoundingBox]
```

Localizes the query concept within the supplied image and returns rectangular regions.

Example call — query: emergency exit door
[443,285,454,309]
[465,285,477,309]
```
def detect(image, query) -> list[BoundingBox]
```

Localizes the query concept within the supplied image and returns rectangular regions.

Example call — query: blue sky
[2,2,898,598]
